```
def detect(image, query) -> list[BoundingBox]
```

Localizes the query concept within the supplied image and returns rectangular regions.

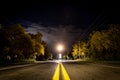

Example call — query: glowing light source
[56,44,64,59]
[59,54,62,59]
[57,44,63,52]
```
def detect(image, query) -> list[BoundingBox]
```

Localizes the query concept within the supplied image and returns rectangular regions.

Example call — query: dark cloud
[25,22,85,52]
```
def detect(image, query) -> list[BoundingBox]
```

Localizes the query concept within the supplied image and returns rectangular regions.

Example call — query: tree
[0,24,35,61]
[29,32,44,56]
[72,41,82,59]
[88,30,111,59]
[87,24,120,60]
[42,41,52,60]
[72,42,79,59]
[107,24,120,60]
[80,42,88,58]
[17,34,34,59]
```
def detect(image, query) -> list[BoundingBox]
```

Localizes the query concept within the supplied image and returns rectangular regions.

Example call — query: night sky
[0,0,120,52]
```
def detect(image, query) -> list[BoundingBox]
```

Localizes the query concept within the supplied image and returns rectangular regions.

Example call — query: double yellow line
[52,63,60,80]
[52,63,70,80]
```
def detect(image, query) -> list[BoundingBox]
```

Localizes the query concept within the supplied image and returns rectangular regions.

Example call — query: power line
[79,9,109,41]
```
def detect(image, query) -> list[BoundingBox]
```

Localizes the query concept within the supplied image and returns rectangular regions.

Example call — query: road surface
[0,62,57,80]
[0,60,120,80]
[63,61,120,80]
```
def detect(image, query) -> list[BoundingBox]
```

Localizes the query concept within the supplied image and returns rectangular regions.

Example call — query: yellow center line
[60,63,70,80]
[52,63,60,80]
[52,62,70,80]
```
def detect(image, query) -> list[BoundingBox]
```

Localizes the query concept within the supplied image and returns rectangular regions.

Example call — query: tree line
[70,24,120,61]
[0,24,51,63]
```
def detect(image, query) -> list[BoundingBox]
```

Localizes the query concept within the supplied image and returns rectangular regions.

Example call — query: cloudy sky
[0,0,120,52]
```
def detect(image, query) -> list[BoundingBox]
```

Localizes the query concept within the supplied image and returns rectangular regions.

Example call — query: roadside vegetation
[0,24,120,65]
[68,24,120,61]
[0,24,52,65]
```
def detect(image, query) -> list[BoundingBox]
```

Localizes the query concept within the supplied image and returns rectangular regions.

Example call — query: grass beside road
[74,58,120,67]
[0,59,35,67]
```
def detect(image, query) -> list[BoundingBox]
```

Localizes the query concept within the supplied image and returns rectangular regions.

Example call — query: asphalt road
[0,62,57,80]
[0,61,120,80]
[63,62,120,80]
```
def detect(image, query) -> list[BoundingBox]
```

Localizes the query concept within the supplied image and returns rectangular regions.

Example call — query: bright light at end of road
[59,54,62,59]
[57,44,63,52]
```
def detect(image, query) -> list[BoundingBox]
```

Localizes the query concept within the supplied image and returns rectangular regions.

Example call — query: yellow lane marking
[52,63,70,80]
[60,63,70,80]
[52,63,60,80]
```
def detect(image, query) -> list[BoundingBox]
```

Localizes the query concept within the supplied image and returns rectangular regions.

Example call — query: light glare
[59,54,62,59]
[57,45,63,52]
